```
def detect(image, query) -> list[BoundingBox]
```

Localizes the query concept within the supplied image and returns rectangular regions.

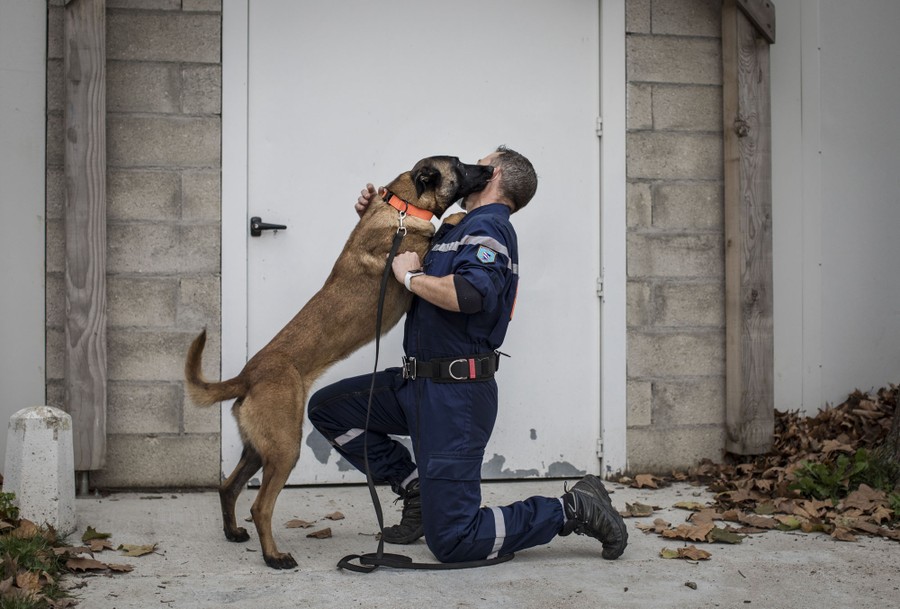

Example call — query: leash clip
[397,210,408,236]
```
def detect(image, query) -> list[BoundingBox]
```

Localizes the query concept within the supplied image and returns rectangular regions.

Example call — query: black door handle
[250,216,287,237]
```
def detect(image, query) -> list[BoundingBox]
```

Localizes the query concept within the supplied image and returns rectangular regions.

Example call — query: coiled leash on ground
[337,209,514,573]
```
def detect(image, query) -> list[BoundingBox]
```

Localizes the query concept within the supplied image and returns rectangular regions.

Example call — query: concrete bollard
[3,406,76,535]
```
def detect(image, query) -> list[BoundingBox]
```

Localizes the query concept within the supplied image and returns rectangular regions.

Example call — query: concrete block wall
[624,0,726,472]
[45,0,222,487]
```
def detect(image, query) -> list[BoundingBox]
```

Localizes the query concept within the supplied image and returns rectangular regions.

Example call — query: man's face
[462,152,500,210]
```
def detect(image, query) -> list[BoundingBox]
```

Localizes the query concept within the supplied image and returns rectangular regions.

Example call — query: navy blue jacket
[403,203,518,360]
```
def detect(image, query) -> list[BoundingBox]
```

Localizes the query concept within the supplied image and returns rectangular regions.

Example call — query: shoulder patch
[476,245,497,264]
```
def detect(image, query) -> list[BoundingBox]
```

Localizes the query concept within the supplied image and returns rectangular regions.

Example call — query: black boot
[560,475,628,559]
[382,479,424,545]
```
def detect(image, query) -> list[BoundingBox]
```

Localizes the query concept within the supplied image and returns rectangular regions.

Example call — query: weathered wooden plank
[64,0,107,471]
[722,0,774,455]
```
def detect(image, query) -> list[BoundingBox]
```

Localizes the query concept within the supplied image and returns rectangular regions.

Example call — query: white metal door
[232,0,602,485]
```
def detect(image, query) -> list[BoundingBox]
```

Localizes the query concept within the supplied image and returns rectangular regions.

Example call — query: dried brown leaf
[324,511,345,521]
[285,519,316,529]
[306,527,332,539]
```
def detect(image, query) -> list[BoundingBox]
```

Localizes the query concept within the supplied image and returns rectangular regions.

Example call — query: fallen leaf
[673,501,706,512]
[662,522,714,542]
[633,474,659,489]
[117,543,157,557]
[306,527,332,539]
[81,526,111,543]
[15,571,41,592]
[285,519,316,529]
[90,539,114,552]
[660,545,711,561]
[106,563,134,573]
[66,557,108,572]
[324,511,345,521]
[774,515,804,531]
[708,527,745,544]
[12,520,40,539]
[621,502,655,518]
[830,527,857,542]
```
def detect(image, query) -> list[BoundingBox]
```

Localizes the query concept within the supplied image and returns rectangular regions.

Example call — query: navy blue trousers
[308,368,565,562]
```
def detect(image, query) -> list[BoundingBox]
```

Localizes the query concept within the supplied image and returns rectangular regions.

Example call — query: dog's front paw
[442,211,467,226]
[264,552,298,570]
[224,527,250,543]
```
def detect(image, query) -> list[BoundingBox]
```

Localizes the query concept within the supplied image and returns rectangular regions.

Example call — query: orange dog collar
[383,191,434,222]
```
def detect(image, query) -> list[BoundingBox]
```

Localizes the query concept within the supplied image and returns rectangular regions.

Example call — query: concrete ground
[67,480,898,609]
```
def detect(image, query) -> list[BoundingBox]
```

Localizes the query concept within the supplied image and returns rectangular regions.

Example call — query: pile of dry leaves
[619,386,899,557]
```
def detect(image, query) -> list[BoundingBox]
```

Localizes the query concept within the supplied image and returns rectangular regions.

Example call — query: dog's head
[407,156,494,216]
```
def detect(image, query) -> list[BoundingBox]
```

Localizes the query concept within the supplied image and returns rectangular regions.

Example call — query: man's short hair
[493,145,537,212]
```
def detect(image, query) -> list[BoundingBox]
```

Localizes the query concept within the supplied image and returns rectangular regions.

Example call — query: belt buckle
[448,358,469,380]
[402,356,417,380]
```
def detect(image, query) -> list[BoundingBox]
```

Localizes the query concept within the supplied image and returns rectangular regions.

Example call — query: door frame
[220,0,628,478]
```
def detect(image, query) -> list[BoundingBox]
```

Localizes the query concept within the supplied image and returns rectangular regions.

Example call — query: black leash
[337,215,514,573]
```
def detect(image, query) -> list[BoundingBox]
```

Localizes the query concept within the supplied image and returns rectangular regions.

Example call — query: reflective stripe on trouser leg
[488,506,506,559]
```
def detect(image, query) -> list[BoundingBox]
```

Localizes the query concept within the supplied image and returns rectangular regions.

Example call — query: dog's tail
[185,328,247,406]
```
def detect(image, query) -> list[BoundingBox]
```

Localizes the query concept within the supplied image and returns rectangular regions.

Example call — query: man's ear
[414,166,441,198]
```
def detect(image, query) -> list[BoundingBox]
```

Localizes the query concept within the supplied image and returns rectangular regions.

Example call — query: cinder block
[108,170,181,221]
[46,60,64,113]
[107,330,219,383]
[626,0,651,33]
[626,425,725,473]
[178,276,220,328]
[108,276,178,327]
[45,168,65,221]
[652,0,721,37]
[627,83,652,131]
[656,282,724,327]
[3,407,76,534]
[108,62,181,114]
[108,0,181,9]
[107,382,181,434]
[182,170,221,221]
[45,274,65,328]
[107,115,221,168]
[627,330,724,377]
[45,328,65,382]
[45,113,64,167]
[627,233,723,279]
[626,181,652,228]
[107,12,220,63]
[627,36,721,85]
[653,85,722,132]
[626,280,653,327]
[627,132,722,180]
[183,0,222,12]
[182,65,221,115]
[182,384,221,434]
[653,181,723,230]
[107,224,219,274]
[653,378,725,426]
[47,6,63,60]
[90,433,220,488]
[627,380,652,427]
[45,219,65,274]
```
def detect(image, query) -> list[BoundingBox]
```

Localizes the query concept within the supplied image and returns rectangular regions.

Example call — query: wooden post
[64,0,107,471]
[722,0,775,455]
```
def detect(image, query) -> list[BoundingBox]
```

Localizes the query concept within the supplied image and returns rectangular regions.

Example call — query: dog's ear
[414,166,441,198]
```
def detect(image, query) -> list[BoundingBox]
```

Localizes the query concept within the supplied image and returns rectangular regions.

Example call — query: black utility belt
[401,352,500,383]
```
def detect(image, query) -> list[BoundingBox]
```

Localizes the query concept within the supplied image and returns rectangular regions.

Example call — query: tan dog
[184,156,494,568]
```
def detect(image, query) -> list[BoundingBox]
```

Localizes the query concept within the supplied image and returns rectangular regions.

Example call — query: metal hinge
[596,276,604,298]
[596,438,604,459]
[595,116,603,137]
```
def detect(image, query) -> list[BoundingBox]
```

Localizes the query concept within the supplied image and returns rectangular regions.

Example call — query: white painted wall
[0,0,47,472]
[772,0,900,413]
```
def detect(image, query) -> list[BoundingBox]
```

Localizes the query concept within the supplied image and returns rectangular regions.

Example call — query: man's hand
[391,251,422,284]
[356,183,383,218]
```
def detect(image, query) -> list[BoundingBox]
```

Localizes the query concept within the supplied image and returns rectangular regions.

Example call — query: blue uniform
[309,203,565,562]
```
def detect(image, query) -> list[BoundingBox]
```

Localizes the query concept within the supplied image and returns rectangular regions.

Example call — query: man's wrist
[404,269,425,291]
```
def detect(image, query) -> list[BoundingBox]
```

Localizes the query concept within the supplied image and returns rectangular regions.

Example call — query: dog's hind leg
[219,443,263,543]
[251,452,299,569]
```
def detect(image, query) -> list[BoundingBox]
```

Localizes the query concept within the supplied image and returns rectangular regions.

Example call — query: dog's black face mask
[412,156,494,201]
